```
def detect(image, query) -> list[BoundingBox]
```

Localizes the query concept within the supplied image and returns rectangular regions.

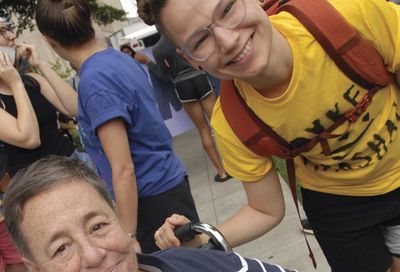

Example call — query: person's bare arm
[28,72,77,116]
[97,118,138,237]
[135,52,171,82]
[216,168,285,247]
[0,51,40,148]
[18,43,78,116]
[155,168,285,249]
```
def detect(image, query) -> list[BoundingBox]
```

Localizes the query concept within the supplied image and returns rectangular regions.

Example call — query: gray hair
[3,155,113,258]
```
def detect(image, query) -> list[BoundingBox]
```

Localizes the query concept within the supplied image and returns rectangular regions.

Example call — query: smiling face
[160,0,273,81]
[20,180,138,272]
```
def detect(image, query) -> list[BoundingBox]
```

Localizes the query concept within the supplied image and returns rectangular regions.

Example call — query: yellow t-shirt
[211,0,400,196]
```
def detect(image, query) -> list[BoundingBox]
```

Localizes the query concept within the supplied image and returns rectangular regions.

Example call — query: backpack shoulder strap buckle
[345,89,377,123]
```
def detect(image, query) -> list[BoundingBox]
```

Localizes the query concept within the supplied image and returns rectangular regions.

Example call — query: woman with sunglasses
[0,17,39,272]
[138,0,400,271]
[0,20,80,177]
[0,20,40,151]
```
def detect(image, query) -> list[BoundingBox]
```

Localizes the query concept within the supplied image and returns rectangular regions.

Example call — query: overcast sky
[120,0,138,18]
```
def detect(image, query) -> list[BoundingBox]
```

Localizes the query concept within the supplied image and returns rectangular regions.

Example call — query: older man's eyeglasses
[0,25,14,40]
[181,0,246,62]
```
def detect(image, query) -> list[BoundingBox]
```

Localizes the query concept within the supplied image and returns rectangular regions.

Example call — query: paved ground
[173,129,331,272]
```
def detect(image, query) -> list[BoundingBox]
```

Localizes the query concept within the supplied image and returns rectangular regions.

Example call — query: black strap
[286,159,317,268]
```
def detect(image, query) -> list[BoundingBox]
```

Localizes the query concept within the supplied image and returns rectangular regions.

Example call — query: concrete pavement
[172,129,331,272]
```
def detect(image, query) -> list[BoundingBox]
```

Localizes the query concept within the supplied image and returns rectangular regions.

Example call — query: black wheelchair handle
[173,220,199,243]
[174,220,232,252]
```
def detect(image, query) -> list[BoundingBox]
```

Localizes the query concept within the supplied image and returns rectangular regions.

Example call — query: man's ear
[176,48,202,70]
[22,256,40,272]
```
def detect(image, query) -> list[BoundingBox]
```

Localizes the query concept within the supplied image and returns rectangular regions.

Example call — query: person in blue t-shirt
[34,0,199,253]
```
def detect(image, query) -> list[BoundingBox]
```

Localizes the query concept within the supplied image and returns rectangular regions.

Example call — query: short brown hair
[3,156,113,258]
[136,0,167,27]
[35,0,95,47]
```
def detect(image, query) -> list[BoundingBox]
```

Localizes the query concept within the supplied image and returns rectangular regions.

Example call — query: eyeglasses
[181,0,246,61]
[0,25,14,40]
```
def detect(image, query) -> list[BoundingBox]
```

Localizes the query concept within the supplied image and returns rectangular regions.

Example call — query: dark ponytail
[35,0,95,47]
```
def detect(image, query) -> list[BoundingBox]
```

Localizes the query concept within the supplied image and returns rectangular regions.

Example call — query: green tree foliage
[0,0,126,35]
[49,58,73,80]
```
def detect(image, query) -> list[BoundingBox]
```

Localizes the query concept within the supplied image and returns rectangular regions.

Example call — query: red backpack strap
[220,80,292,158]
[260,0,281,11]
[285,158,318,268]
[269,0,394,89]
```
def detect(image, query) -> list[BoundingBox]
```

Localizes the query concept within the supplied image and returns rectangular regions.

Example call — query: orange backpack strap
[220,80,292,158]
[270,0,394,89]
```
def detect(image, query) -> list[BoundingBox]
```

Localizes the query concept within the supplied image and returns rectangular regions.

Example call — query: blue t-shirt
[78,48,186,197]
[138,248,297,271]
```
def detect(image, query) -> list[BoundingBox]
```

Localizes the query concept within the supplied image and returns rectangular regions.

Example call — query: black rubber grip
[174,221,197,243]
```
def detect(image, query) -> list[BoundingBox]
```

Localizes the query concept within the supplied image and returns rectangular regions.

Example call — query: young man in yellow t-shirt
[138,0,400,271]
